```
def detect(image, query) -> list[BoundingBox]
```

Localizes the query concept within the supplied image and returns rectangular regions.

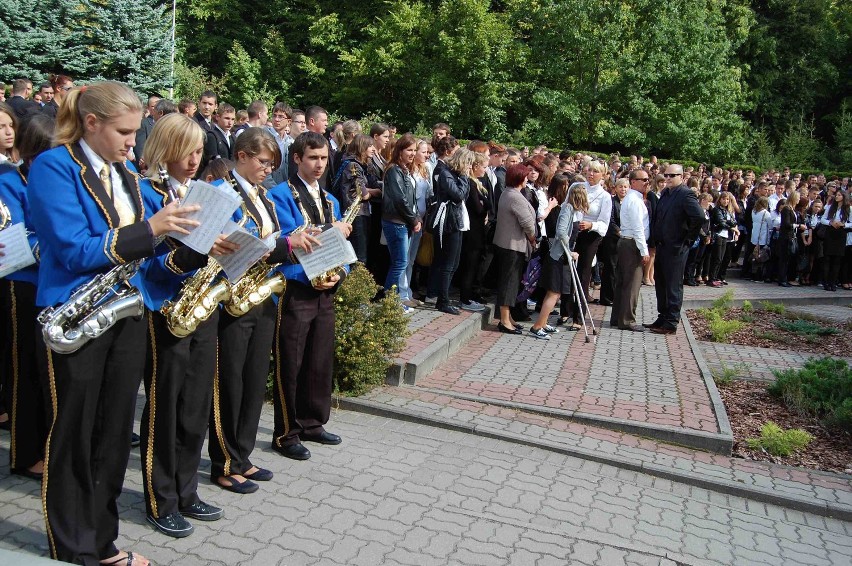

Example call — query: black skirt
[539,241,572,295]
[495,247,526,307]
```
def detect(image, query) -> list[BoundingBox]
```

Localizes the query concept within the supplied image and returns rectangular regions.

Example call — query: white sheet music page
[292,227,357,281]
[0,223,36,278]
[167,180,242,254]
[210,222,279,280]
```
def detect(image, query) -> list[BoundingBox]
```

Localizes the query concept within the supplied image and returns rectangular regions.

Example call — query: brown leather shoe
[618,324,645,332]
[650,326,676,335]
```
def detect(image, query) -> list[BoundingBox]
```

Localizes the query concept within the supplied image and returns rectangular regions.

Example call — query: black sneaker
[147,512,194,538]
[179,501,223,521]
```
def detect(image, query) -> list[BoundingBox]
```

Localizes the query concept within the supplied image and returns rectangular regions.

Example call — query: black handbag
[813,223,827,240]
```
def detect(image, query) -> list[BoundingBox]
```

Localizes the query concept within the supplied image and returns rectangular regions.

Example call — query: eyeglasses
[61,86,73,91]
[292,120,306,125]
[663,173,682,178]
[632,178,649,183]
[252,156,274,170]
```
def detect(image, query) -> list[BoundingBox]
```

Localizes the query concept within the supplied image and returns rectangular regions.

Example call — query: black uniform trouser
[209,301,275,478]
[272,282,334,449]
[141,310,217,519]
[654,242,690,329]
[42,316,146,566]
[0,280,49,471]
[598,236,619,303]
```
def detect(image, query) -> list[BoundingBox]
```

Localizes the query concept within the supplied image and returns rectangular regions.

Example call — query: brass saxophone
[160,173,247,337]
[0,196,11,230]
[224,183,315,316]
[38,260,145,354]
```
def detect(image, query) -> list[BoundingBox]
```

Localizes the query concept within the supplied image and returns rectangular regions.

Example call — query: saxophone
[0,196,11,230]
[160,172,246,337]
[223,184,313,317]
[38,260,146,354]
[307,162,362,287]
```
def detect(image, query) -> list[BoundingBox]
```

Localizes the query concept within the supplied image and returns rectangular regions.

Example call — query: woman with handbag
[750,197,771,282]
[707,192,738,287]
[426,148,473,314]
[493,163,537,333]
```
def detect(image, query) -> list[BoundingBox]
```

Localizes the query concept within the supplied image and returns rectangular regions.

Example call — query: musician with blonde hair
[138,112,240,537]
[28,81,198,566]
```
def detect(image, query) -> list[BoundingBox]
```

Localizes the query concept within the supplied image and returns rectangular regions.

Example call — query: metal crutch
[568,253,597,343]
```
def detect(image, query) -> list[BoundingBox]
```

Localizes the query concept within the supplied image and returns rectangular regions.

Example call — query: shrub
[746,422,813,457]
[711,290,734,311]
[709,318,743,342]
[742,300,753,313]
[712,362,748,386]
[332,264,410,396]
[775,319,840,337]
[769,358,852,432]
[760,300,786,315]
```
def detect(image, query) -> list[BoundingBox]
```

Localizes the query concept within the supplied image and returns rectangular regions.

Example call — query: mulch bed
[686,307,852,356]
[717,380,851,475]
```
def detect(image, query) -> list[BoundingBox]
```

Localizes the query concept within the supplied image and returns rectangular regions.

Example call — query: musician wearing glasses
[137,113,240,538]
[267,131,352,461]
[646,164,704,335]
[208,128,318,493]
[27,81,198,566]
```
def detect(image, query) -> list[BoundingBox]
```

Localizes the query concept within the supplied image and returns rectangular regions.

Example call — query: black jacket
[651,185,704,248]
[434,166,469,234]
[382,165,418,228]
[40,100,58,119]
[7,96,39,119]
[710,206,736,236]
[202,127,234,172]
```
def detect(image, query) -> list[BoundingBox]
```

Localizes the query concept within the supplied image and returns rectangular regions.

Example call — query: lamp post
[169,0,176,98]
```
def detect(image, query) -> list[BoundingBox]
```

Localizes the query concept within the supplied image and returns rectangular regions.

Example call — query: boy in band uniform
[267,131,352,460]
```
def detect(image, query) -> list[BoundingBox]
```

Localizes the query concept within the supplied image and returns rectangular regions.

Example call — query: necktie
[176,184,188,200]
[100,164,136,227]
[248,185,271,237]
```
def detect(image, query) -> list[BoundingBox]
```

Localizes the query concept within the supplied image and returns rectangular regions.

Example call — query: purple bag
[516,256,542,303]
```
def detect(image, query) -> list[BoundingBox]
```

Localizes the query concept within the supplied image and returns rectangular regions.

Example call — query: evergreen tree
[85,0,172,93]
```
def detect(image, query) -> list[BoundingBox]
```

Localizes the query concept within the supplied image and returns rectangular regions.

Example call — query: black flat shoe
[11,468,43,481]
[497,322,522,335]
[130,432,140,448]
[438,304,460,315]
[513,323,525,331]
[213,475,259,494]
[300,430,342,445]
[243,467,274,481]
[598,299,613,306]
[147,513,193,538]
[272,442,311,460]
[180,501,223,521]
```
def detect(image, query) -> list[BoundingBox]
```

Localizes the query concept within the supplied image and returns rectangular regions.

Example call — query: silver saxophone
[37,179,149,354]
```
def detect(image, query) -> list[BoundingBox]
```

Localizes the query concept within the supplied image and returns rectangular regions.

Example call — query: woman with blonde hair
[426,147,473,314]
[28,81,198,566]
[707,191,739,287]
[776,190,801,287]
[0,101,20,167]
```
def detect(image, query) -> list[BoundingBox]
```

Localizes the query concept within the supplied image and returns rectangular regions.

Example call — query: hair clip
[79,85,87,93]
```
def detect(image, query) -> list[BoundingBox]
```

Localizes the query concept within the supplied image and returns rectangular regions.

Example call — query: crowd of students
[1,76,851,566]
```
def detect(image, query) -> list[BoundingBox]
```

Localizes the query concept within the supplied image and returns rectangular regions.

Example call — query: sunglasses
[632,178,649,182]
[663,173,682,178]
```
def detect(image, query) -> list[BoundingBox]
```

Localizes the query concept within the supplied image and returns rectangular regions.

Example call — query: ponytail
[54,81,143,147]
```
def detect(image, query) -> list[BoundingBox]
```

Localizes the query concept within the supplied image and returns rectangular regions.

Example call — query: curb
[683,294,852,309]
[337,396,852,521]
[413,386,733,455]
[680,315,735,450]
[386,307,493,386]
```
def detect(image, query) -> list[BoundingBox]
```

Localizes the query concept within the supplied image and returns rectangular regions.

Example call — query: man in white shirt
[610,170,650,331]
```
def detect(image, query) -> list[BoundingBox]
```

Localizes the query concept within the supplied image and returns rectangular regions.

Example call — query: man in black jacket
[648,164,704,334]
[193,90,217,134]
[7,79,39,119]
[201,103,235,172]
[598,180,625,306]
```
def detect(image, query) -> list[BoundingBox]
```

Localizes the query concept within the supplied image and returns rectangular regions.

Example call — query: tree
[85,0,172,93]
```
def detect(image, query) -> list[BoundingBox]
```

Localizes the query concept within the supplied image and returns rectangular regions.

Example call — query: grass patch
[746,422,814,456]
[775,319,839,337]
[711,290,734,311]
[739,314,754,323]
[712,362,749,386]
[769,358,852,432]
[760,300,786,315]
[742,300,753,313]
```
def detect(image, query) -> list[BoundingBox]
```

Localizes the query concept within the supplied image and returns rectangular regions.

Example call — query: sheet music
[0,223,37,278]
[210,222,279,280]
[167,180,242,254]
[293,227,357,281]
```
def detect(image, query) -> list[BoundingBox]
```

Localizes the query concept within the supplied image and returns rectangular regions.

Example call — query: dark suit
[134,116,154,167]
[7,95,40,119]
[202,127,234,172]
[41,100,59,119]
[598,194,621,304]
[193,112,213,134]
[650,184,704,329]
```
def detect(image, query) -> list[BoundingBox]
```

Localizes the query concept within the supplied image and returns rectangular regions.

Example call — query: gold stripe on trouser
[9,281,18,468]
[273,298,290,447]
[144,314,159,518]
[41,347,58,559]
[210,344,231,476]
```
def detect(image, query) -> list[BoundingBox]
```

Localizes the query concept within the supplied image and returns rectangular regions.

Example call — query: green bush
[712,362,748,386]
[746,422,813,457]
[742,300,753,313]
[711,290,734,311]
[769,358,852,432]
[760,300,786,315]
[709,318,744,342]
[332,264,410,396]
[775,319,839,337]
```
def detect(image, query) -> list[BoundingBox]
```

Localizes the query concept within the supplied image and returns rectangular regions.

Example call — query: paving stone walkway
[698,342,852,382]
[681,278,852,306]
[2,404,851,566]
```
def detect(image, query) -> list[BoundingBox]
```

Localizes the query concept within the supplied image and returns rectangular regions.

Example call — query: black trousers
[708,235,730,281]
[571,230,602,321]
[350,215,370,264]
[0,280,49,471]
[776,239,793,284]
[427,230,462,307]
[458,228,484,303]
[209,301,275,478]
[653,243,690,329]
[272,282,335,448]
[610,239,643,327]
[141,310,218,519]
[598,236,619,303]
[42,316,146,565]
